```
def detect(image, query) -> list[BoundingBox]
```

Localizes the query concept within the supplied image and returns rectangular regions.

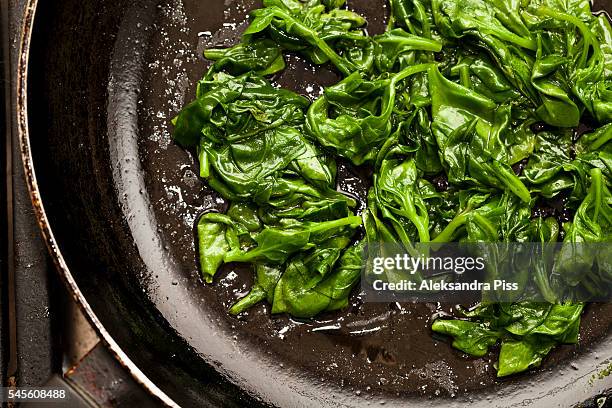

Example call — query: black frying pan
[16,0,612,406]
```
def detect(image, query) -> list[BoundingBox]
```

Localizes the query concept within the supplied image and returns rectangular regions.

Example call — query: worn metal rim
[15,0,178,406]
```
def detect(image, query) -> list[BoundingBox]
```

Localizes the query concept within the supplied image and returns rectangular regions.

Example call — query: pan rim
[15,0,179,406]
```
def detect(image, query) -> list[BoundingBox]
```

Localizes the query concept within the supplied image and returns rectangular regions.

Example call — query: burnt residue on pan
[136,0,612,401]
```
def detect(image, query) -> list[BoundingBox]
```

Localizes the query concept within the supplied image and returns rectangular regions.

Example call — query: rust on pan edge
[15,0,178,406]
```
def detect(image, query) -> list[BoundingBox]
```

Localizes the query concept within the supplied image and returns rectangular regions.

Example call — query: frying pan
[15,0,612,406]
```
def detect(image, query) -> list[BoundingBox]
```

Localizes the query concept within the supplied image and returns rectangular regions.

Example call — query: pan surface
[17,0,612,406]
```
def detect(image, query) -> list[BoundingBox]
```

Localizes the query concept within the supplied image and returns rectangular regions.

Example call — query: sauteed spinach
[173,0,612,377]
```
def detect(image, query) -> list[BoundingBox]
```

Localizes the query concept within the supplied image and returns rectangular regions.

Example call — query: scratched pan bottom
[23,0,612,406]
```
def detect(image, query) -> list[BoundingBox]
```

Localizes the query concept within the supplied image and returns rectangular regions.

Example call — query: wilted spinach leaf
[173,0,612,378]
